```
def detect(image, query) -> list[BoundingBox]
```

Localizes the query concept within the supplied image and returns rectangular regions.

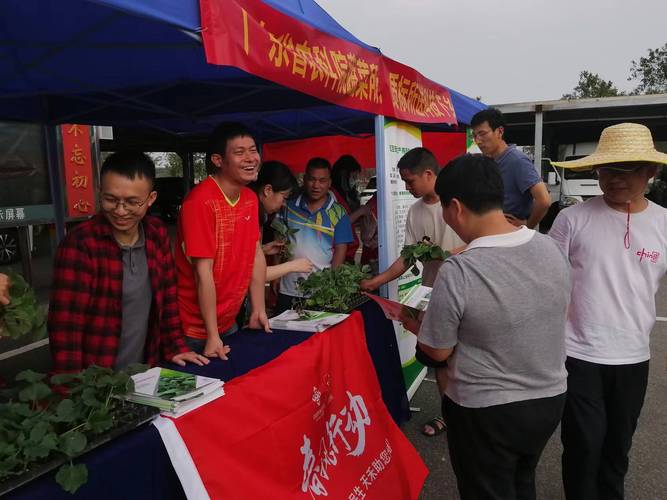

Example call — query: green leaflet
[55,463,88,494]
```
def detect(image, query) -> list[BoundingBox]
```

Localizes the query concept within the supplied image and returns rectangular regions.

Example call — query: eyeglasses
[471,129,491,140]
[101,193,152,212]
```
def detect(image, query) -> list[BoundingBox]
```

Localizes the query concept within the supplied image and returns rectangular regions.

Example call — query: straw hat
[551,123,667,171]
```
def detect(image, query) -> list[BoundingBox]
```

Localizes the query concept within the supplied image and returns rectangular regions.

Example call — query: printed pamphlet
[124,367,225,417]
[269,309,350,332]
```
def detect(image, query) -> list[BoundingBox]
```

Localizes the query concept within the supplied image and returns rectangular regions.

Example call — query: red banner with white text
[200,0,457,125]
[165,312,428,499]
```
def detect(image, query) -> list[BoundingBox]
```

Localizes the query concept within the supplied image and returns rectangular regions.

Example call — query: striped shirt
[279,193,353,297]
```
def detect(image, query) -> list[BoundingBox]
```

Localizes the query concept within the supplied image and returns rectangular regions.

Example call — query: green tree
[192,153,208,182]
[562,71,623,99]
[161,152,208,182]
[629,43,667,95]
[165,152,182,177]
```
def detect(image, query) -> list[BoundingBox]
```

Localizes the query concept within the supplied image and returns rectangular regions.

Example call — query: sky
[315,0,667,105]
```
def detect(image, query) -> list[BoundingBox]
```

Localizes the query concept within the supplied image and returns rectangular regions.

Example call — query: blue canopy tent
[1,0,486,404]
[0,0,485,140]
[1,0,485,241]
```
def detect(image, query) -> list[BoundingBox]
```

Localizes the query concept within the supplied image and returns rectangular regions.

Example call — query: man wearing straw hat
[549,123,667,500]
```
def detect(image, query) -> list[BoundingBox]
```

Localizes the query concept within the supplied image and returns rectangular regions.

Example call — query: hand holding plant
[289,258,314,274]
[270,217,299,260]
[261,240,285,256]
[0,273,46,341]
[400,236,451,276]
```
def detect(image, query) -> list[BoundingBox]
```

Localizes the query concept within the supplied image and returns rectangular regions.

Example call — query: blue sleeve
[333,214,354,245]
[514,153,541,194]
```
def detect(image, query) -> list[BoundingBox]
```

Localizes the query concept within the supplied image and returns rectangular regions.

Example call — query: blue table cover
[7,301,408,499]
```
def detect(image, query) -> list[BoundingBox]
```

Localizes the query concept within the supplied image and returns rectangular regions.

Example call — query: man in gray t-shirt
[404,154,570,500]
[421,230,569,408]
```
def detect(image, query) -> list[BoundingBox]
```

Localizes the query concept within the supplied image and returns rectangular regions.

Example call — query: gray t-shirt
[114,229,152,370]
[419,227,570,408]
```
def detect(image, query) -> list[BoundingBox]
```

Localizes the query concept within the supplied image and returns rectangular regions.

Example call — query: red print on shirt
[636,248,660,263]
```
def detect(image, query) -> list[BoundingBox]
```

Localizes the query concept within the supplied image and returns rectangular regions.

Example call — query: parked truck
[539,143,603,232]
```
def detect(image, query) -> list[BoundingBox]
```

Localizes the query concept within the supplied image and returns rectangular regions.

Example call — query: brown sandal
[421,416,446,437]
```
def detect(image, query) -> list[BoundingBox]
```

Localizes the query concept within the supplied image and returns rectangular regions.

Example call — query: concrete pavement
[404,278,667,499]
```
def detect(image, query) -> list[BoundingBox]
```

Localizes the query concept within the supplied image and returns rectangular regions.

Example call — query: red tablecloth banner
[154,312,428,499]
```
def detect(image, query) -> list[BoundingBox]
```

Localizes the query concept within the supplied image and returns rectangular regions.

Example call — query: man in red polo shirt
[176,123,270,359]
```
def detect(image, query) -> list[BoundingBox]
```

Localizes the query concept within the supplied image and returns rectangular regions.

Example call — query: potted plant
[0,365,157,495]
[295,263,371,314]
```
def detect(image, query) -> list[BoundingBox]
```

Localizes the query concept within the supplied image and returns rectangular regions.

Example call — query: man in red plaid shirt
[48,151,208,373]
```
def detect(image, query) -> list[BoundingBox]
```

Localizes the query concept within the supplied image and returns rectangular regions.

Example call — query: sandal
[421,416,446,437]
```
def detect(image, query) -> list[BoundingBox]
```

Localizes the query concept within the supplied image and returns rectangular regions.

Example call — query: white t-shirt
[549,196,667,364]
[404,199,464,286]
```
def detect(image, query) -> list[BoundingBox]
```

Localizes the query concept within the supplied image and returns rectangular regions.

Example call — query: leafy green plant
[270,217,299,260]
[0,365,139,494]
[0,273,46,341]
[295,264,371,313]
[400,236,450,276]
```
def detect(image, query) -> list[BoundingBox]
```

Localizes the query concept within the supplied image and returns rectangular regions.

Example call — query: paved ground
[403,277,667,499]
[3,240,667,498]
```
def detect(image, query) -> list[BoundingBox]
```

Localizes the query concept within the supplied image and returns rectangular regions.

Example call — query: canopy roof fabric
[0,0,485,142]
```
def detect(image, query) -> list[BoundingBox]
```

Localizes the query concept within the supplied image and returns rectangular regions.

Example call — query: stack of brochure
[124,367,224,417]
[269,309,350,332]
[363,285,433,323]
[402,285,433,311]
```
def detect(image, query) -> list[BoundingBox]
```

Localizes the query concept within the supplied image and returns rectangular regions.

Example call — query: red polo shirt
[175,177,259,339]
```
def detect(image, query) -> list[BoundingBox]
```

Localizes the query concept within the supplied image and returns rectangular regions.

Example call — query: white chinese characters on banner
[348,439,393,500]
[300,391,372,499]
[0,207,26,222]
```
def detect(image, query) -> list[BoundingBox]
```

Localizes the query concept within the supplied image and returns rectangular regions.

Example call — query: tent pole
[44,124,66,243]
[182,151,193,194]
[374,115,389,299]
[533,104,543,175]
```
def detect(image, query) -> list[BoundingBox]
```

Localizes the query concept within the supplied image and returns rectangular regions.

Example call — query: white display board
[374,116,426,398]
